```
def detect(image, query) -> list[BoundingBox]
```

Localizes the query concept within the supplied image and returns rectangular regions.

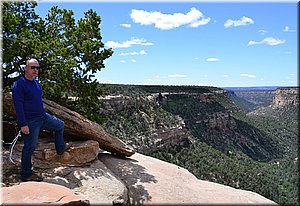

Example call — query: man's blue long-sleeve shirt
[12,76,45,127]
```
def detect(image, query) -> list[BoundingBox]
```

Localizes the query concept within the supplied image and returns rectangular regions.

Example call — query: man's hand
[21,126,30,135]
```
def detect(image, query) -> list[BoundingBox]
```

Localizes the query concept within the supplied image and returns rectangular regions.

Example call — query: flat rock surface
[99,152,278,205]
[1,182,89,205]
[70,159,128,205]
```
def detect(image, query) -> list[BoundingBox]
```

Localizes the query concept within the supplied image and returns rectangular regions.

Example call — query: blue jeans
[21,112,66,179]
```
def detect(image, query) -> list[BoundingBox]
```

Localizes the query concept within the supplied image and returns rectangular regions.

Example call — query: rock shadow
[99,153,157,205]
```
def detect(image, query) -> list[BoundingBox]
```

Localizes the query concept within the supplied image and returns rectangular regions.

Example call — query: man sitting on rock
[12,58,70,182]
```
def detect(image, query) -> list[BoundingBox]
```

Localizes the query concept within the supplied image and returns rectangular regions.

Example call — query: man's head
[25,58,40,80]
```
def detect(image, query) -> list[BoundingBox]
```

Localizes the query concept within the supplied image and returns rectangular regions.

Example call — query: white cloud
[105,38,153,49]
[120,23,131,28]
[119,51,139,56]
[120,60,126,63]
[289,74,295,76]
[168,74,187,78]
[224,16,254,28]
[248,37,285,46]
[131,59,137,63]
[283,26,296,32]
[189,17,211,28]
[140,50,147,55]
[258,29,268,35]
[240,73,256,78]
[130,8,210,30]
[223,75,229,78]
[119,50,147,56]
[206,57,219,62]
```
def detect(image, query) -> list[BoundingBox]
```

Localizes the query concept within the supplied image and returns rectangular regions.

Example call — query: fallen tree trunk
[3,92,135,157]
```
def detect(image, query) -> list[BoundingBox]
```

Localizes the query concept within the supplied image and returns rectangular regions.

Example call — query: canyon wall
[272,87,299,107]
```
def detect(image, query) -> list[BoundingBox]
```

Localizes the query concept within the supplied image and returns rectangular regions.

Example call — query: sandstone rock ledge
[1,182,89,205]
[99,152,278,205]
[1,151,278,205]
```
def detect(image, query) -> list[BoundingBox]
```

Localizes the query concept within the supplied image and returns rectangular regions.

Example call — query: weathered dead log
[3,92,135,157]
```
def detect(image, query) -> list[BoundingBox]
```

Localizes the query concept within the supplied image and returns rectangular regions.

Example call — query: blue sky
[36,1,298,87]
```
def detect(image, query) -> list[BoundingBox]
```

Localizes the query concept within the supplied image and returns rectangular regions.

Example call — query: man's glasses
[30,66,40,70]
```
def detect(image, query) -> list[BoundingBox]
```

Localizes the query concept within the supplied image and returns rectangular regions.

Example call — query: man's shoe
[57,143,72,155]
[21,173,43,182]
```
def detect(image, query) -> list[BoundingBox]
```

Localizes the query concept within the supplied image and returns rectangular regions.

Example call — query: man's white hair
[26,58,39,66]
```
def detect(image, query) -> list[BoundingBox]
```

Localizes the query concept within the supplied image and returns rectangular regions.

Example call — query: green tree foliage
[149,139,298,205]
[3,2,41,87]
[2,2,113,122]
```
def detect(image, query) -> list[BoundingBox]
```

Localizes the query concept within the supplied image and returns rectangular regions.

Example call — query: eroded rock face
[1,182,90,205]
[273,87,299,107]
[202,111,237,133]
[163,92,217,104]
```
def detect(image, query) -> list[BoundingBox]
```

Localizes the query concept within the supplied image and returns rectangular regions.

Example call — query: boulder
[6,138,100,167]
[0,182,89,205]
[35,140,100,165]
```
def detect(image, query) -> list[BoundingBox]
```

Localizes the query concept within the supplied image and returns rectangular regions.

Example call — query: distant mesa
[273,87,299,107]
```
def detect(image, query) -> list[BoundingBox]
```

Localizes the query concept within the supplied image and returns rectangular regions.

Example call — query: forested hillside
[98,84,298,205]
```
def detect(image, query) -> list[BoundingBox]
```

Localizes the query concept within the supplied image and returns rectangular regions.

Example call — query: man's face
[25,60,40,79]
